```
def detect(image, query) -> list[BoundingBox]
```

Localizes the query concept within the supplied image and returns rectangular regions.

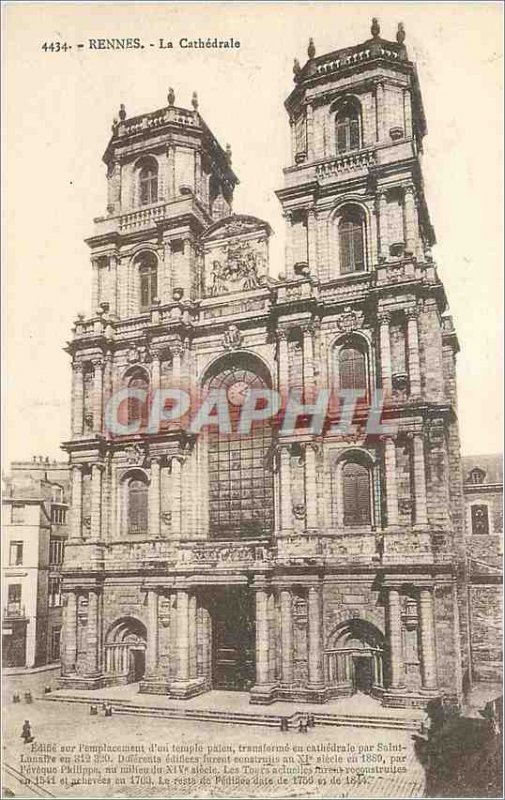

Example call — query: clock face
[227,380,251,406]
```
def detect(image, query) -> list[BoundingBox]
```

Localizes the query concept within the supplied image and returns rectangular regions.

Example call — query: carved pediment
[202,214,272,243]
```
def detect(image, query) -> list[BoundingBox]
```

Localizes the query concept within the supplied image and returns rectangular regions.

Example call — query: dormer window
[335,99,361,154]
[138,159,158,206]
[467,467,486,485]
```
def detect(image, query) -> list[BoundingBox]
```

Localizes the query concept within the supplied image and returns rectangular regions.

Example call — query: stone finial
[118,103,126,121]
[293,58,301,80]
[167,87,175,106]
[371,17,380,38]
[307,38,316,59]
[396,22,406,45]
[111,117,118,133]
[225,143,232,163]
[191,91,199,111]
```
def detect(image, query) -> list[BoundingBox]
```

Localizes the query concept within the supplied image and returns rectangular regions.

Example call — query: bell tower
[277,19,435,281]
[87,89,238,313]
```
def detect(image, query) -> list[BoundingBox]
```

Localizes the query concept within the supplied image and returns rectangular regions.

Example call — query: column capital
[406,305,420,320]
[378,310,391,325]
[72,361,84,374]
[91,461,106,472]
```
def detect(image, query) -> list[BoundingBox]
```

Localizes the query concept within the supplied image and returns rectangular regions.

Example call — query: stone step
[43,694,422,732]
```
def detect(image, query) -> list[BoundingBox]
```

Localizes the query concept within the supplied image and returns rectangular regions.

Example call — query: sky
[3,1,503,464]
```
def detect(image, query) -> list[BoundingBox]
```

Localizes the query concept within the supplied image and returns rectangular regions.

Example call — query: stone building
[2,458,70,668]
[462,454,503,684]
[60,21,472,708]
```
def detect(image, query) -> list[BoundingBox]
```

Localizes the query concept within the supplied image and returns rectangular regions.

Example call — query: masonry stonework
[59,21,496,709]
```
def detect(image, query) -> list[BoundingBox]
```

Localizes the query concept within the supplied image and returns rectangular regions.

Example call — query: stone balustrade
[315,43,405,78]
[118,106,198,137]
[315,148,377,179]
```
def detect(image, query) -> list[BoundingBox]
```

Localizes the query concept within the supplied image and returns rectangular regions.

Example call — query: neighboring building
[60,21,476,709]
[462,454,503,683]
[2,458,70,668]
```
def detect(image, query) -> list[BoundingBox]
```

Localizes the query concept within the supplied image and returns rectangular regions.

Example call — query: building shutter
[342,462,371,526]
[128,480,148,534]
[339,347,367,391]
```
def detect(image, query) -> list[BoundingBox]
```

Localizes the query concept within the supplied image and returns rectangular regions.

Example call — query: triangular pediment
[202,214,272,243]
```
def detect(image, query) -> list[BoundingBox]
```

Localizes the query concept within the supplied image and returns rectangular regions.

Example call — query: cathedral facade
[60,22,470,709]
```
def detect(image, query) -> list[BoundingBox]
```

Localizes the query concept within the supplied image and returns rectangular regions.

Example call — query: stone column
[289,116,297,163]
[304,444,318,530]
[91,258,99,312]
[194,150,202,197]
[167,145,176,198]
[279,447,292,532]
[280,589,294,684]
[406,308,422,397]
[189,593,198,680]
[171,341,183,386]
[86,588,100,676]
[412,433,428,526]
[306,102,314,160]
[386,588,403,689]
[302,324,315,400]
[384,437,399,527]
[176,590,190,682]
[93,358,104,435]
[109,256,118,315]
[72,363,84,436]
[170,457,183,538]
[151,351,161,394]
[146,590,159,678]
[307,586,324,688]
[307,209,317,272]
[283,211,293,277]
[255,589,270,686]
[63,590,77,674]
[90,463,103,542]
[148,458,161,538]
[418,588,438,690]
[277,330,289,396]
[375,81,386,142]
[378,191,389,262]
[404,186,418,256]
[69,465,83,540]
[378,312,393,393]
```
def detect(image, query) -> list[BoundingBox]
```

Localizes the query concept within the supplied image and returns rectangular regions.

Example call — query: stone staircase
[43,693,424,732]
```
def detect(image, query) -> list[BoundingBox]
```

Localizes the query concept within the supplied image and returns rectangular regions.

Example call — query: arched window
[126,369,149,427]
[137,252,158,311]
[204,355,274,539]
[139,161,158,206]
[127,476,148,535]
[342,461,371,526]
[338,209,366,274]
[335,100,360,154]
[339,345,367,392]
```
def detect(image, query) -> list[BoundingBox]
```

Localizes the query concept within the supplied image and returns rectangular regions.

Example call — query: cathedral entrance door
[353,655,373,694]
[211,588,255,691]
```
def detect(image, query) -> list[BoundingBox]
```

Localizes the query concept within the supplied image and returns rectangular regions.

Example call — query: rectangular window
[49,539,64,565]
[51,506,67,525]
[9,541,23,566]
[7,584,22,615]
[49,577,62,607]
[50,628,61,661]
[11,504,25,524]
[471,504,490,535]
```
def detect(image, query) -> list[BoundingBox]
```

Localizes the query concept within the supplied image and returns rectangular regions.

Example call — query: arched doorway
[105,617,147,684]
[326,619,384,696]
